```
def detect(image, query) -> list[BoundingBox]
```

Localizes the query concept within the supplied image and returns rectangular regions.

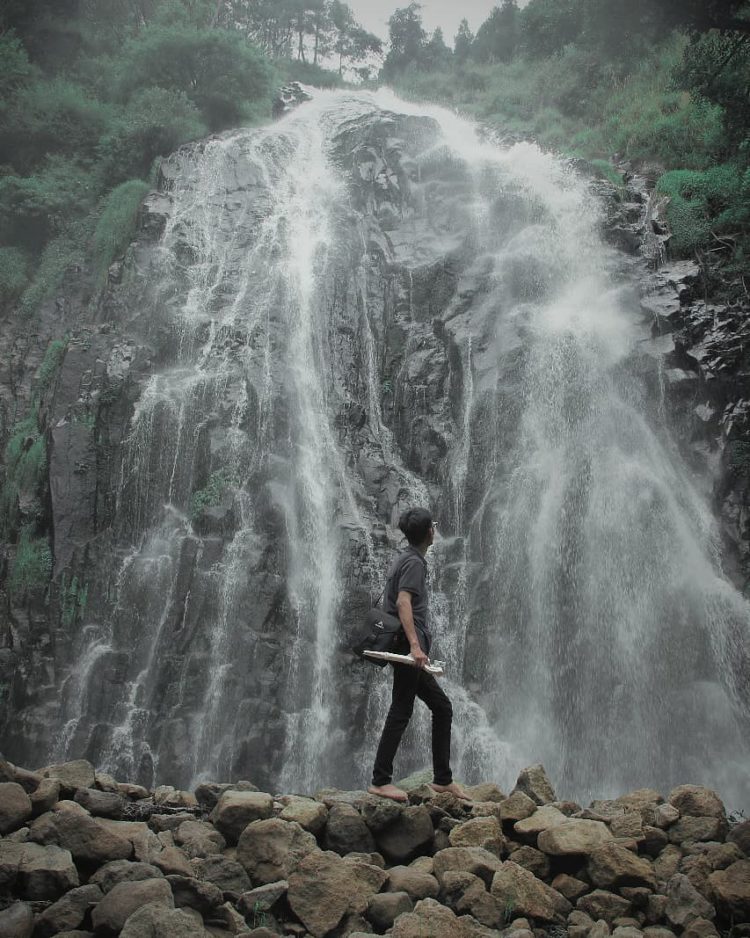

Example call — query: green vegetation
[8,525,53,602]
[190,469,238,519]
[0,0,373,318]
[0,407,46,537]
[60,573,89,627]
[37,338,69,394]
[385,1,750,282]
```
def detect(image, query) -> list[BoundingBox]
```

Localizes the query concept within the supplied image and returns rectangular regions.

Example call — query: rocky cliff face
[0,91,748,805]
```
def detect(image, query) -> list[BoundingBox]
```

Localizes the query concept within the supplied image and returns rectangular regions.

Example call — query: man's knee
[433,696,452,720]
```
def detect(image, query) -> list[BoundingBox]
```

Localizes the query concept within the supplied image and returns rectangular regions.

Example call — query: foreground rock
[0,760,746,937]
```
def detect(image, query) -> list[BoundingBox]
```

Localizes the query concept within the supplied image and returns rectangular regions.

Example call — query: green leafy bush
[36,338,68,394]
[0,247,31,306]
[119,25,274,131]
[98,87,205,185]
[8,525,52,601]
[0,408,45,535]
[92,179,150,280]
[657,165,750,255]
[0,156,99,247]
[190,469,237,519]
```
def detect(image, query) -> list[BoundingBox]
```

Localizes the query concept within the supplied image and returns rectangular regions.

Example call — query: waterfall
[48,89,750,806]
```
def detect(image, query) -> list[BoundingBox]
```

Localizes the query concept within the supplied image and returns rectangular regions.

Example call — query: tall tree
[424,26,452,69]
[454,18,474,65]
[382,2,426,77]
[474,0,519,63]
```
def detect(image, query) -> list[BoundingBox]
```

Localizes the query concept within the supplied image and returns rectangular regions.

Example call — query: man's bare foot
[368,783,409,803]
[429,781,473,801]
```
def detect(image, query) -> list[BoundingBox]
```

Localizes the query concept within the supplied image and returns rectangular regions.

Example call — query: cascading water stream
[47,89,750,804]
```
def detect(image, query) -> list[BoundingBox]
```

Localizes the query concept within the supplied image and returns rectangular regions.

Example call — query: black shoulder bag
[352,583,409,667]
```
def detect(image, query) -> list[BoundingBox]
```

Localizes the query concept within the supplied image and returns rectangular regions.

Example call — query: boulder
[42,760,96,793]
[386,864,440,900]
[74,788,126,819]
[728,819,750,856]
[691,841,743,870]
[166,873,223,914]
[551,873,589,901]
[174,819,226,858]
[539,819,615,855]
[367,890,414,931]
[0,782,33,834]
[236,818,318,884]
[237,880,288,916]
[152,846,194,877]
[708,859,750,921]
[0,760,42,792]
[610,813,646,841]
[191,855,252,895]
[509,845,550,880]
[664,874,715,928]
[18,842,79,900]
[119,902,210,938]
[490,861,571,923]
[96,819,161,863]
[641,826,669,857]
[277,795,328,834]
[210,790,273,843]
[31,779,62,816]
[194,780,258,812]
[465,784,506,804]
[653,805,680,830]
[117,783,150,801]
[323,803,377,855]
[360,796,404,833]
[668,817,726,845]
[0,901,34,938]
[95,772,120,793]
[34,884,103,937]
[90,859,164,893]
[588,843,657,889]
[514,805,568,837]
[390,897,470,938]
[498,792,538,823]
[91,878,174,934]
[374,805,434,863]
[514,765,556,805]
[287,848,387,937]
[433,847,504,888]
[0,840,24,889]
[446,872,503,928]
[667,787,725,820]
[577,890,633,925]
[449,816,505,857]
[148,813,195,833]
[682,919,720,938]
[589,921,612,938]
[654,845,682,884]
[153,787,198,809]
[29,804,133,864]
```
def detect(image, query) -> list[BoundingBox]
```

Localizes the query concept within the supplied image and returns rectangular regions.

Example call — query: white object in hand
[363,650,445,675]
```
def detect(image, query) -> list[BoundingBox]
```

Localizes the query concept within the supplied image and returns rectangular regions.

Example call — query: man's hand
[410,644,429,669]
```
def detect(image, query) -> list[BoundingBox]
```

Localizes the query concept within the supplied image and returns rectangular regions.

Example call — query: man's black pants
[371,661,454,787]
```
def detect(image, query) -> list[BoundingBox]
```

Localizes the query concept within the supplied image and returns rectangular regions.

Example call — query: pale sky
[348,0,530,45]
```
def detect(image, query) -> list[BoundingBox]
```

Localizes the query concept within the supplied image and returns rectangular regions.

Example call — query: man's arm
[396,590,429,668]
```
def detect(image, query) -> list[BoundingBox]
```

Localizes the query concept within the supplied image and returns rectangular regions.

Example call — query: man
[368,507,471,803]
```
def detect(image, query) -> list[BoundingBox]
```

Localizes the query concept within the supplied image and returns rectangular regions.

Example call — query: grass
[9,525,52,601]
[92,179,150,283]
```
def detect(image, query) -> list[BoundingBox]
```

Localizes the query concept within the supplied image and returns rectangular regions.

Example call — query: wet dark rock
[34,883,102,937]
[74,788,126,819]
[0,783,33,834]
[272,81,313,119]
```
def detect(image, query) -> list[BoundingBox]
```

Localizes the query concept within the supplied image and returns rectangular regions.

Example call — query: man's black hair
[398,507,433,546]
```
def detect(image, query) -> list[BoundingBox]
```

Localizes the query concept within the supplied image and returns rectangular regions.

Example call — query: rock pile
[1,759,748,938]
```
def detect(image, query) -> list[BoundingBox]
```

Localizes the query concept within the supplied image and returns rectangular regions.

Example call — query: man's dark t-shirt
[384,547,431,655]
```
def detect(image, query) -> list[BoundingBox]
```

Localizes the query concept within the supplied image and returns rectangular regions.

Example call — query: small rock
[119,902,209,937]
[539,819,615,855]
[390,896,467,938]
[682,918,719,938]
[0,760,42,793]
[612,927,643,938]
[90,859,164,893]
[514,806,568,837]
[174,819,226,858]
[499,791,538,823]
[117,783,150,801]
[237,880,288,916]
[166,874,223,914]
[191,855,251,896]
[237,818,318,885]
[148,813,195,833]
[728,819,750,856]
[654,845,682,883]
[277,795,328,834]
[374,804,434,863]
[645,894,668,924]
[668,817,726,845]
[552,873,590,901]
[386,864,440,900]
[490,861,571,923]
[0,782,33,834]
[667,786,725,820]
[210,790,273,844]
[31,779,61,816]
[91,878,174,934]
[195,780,258,812]
[509,845,550,879]
[466,784,506,803]
[590,921,612,938]
[577,890,632,925]
[514,765,557,805]
[74,788,125,819]
[610,812,645,841]
[433,846,504,888]
[152,845,194,876]
[29,804,132,864]
[0,901,34,938]
[95,772,120,793]
[366,890,414,930]
[34,884,102,937]
[708,859,750,921]
[588,843,657,889]
[323,802,377,856]
[653,805,680,830]
[42,760,96,794]
[153,787,198,809]
[664,874,715,928]
[18,842,79,900]
[449,816,505,857]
